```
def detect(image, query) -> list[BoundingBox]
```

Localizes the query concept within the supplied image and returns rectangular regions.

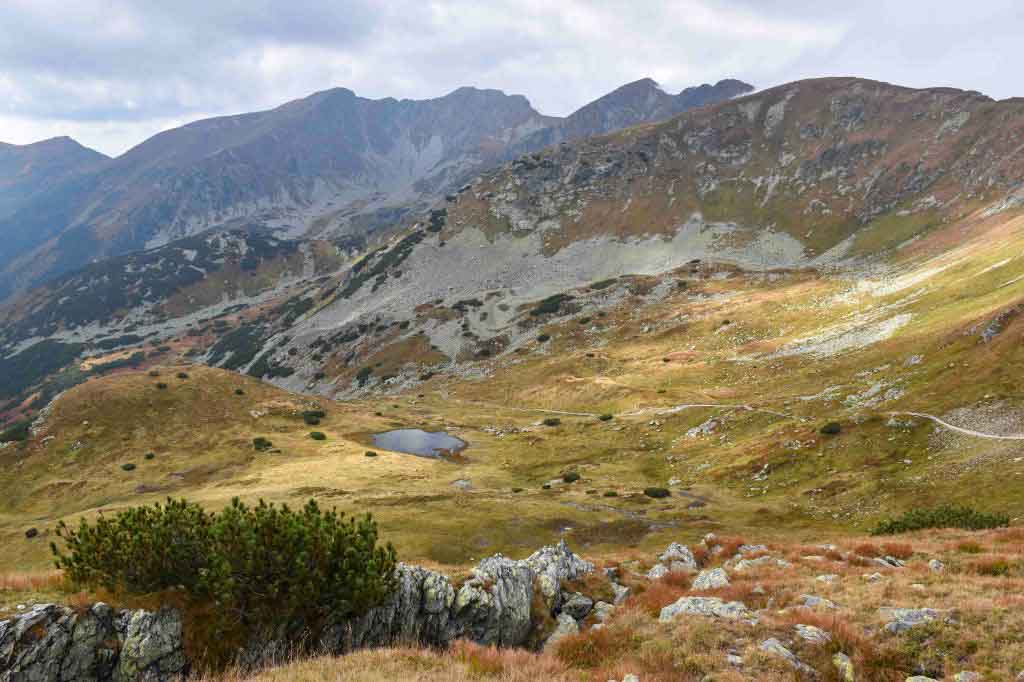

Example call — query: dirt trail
[890,411,1024,441]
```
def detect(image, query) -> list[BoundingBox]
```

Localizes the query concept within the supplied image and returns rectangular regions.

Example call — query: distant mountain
[0,137,107,219]
[512,78,754,153]
[0,78,750,300]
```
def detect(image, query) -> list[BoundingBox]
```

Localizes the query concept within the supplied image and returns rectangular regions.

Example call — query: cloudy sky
[1,0,1020,157]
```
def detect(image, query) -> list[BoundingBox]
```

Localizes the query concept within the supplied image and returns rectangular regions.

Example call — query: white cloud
[0,0,1018,156]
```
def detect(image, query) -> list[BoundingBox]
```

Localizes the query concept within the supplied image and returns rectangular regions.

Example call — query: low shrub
[880,542,914,560]
[820,421,842,435]
[177,372,189,379]
[972,557,1015,577]
[25,528,39,539]
[643,487,670,499]
[253,437,273,451]
[542,417,561,427]
[365,451,378,457]
[562,471,581,483]
[536,333,551,343]
[555,625,637,669]
[121,463,136,472]
[155,382,169,390]
[148,370,160,377]
[144,452,156,461]
[956,540,984,554]
[309,432,327,441]
[603,491,619,497]
[871,505,1010,535]
[52,497,397,669]
[598,414,613,421]
[234,389,245,396]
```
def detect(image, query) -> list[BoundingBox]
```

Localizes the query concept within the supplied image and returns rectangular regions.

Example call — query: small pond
[371,429,468,458]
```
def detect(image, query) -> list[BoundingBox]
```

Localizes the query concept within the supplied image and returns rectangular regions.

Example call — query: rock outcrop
[0,541,596,681]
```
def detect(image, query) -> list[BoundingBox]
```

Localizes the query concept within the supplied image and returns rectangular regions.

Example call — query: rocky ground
[3,528,1021,680]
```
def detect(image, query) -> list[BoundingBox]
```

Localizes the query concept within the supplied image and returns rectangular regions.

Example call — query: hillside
[1,76,1024,682]
[0,137,107,219]
[0,78,750,301]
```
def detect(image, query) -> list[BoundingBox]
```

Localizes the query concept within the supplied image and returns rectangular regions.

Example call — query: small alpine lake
[371,429,468,459]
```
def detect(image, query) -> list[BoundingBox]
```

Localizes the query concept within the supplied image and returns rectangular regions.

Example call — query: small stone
[622,675,640,682]
[864,572,885,582]
[953,673,982,682]
[646,563,669,580]
[561,592,594,621]
[905,677,938,682]
[592,601,616,622]
[928,558,944,572]
[658,543,698,571]
[816,574,838,584]
[795,624,831,644]
[727,653,744,667]
[760,638,815,675]
[833,652,855,682]
[692,567,730,591]
[543,613,579,650]
[800,594,837,610]
[611,582,630,605]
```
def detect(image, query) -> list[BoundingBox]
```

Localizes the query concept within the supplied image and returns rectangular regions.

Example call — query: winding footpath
[889,411,1024,441]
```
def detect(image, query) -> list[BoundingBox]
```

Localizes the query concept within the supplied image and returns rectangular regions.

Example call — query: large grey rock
[659,597,751,623]
[691,568,730,591]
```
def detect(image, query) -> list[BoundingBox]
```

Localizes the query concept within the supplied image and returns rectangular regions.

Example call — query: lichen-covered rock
[114,608,187,682]
[0,603,185,682]
[453,555,536,646]
[659,597,751,623]
[833,652,855,681]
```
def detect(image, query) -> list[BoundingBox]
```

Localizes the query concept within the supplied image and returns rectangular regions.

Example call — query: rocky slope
[231,77,1024,396]
[0,79,750,301]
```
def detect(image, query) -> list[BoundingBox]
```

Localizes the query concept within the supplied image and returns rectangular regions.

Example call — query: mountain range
[0,77,752,301]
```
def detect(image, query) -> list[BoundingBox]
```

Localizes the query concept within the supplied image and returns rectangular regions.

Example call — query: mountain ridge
[0,77,751,301]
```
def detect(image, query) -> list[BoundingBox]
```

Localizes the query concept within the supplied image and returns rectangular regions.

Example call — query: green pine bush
[52,497,397,667]
[871,504,1010,535]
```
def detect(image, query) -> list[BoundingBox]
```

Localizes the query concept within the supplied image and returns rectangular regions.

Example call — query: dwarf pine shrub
[52,497,397,665]
[871,504,1010,535]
